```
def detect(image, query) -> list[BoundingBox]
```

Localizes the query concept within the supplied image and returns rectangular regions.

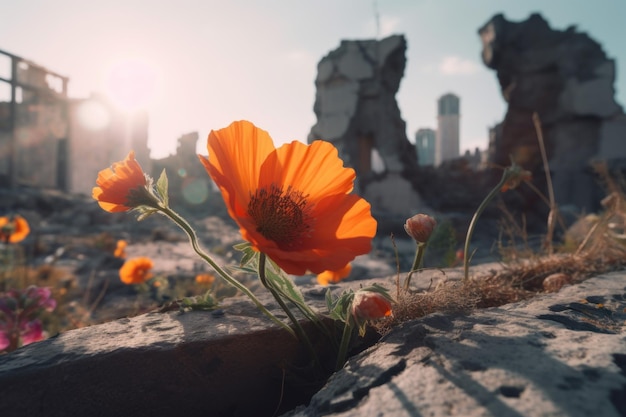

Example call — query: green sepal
[156,169,169,207]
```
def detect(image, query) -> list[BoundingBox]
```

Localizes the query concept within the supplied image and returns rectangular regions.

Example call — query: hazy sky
[2,0,625,159]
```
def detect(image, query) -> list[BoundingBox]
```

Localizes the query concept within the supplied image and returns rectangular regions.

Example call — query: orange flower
[114,240,127,258]
[0,215,30,243]
[195,273,215,285]
[199,120,377,275]
[119,257,154,285]
[317,263,352,286]
[92,151,153,212]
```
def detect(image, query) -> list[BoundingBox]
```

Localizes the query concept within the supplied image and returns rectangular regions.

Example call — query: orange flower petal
[201,120,276,219]
[317,263,352,286]
[260,140,355,201]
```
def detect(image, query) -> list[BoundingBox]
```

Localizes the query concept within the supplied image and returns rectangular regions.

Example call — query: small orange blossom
[199,120,377,275]
[114,240,127,258]
[92,151,151,212]
[317,264,352,286]
[119,257,154,285]
[0,215,30,243]
[195,273,215,285]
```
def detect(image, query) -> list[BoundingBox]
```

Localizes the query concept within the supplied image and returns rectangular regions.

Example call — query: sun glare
[76,99,110,131]
[105,58,157,112]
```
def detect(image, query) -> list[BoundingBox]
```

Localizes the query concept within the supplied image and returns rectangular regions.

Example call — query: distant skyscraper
[435,93,460,166]
[415,128,436,166]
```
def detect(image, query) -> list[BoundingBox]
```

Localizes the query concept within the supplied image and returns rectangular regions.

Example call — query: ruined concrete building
[308,35,429,218]
[0,49,150,196]
[480,13,626,213]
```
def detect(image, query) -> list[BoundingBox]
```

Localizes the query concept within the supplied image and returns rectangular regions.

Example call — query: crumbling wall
[479,13,626,213]
[309,35,428,218]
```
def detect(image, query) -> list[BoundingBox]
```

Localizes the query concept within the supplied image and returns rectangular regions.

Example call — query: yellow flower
[92,151,153,212]
[119,257,154,285]
[199,120,377,276]
[0,215,30,243]
[317,264,352,286]
[195,273,215,285]
[114,240,127,258]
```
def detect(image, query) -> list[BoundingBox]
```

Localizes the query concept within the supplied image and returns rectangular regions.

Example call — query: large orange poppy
[199,120,377,276]
[119,257,154,284]
[0,215,30,243]
[92,151,148,212]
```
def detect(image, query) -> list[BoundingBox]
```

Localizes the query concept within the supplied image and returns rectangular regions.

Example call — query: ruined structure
[308,35,428,218]
[479,14,626,213]
[152,132,214,210]
[0,49,150,196]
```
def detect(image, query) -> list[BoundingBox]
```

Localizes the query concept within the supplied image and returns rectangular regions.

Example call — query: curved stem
[463,169,512,283]
[160,206,293,335]
[404,242,425,290]
[258,254,320,367]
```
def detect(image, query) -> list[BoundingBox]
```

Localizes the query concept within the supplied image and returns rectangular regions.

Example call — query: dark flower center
[248,184,314,249]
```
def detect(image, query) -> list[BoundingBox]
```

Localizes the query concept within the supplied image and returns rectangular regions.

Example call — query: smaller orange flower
[317,264,352,286]
[114,240,127,258]
[0,215,30,243]
[351,291,392,322]
[119,257,154,285]
[195,273,215,286]
[92,151,155,212]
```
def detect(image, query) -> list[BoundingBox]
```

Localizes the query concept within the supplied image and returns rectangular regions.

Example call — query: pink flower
[20,320,44,345]
[0,286,55,352]
[0,331,9,351]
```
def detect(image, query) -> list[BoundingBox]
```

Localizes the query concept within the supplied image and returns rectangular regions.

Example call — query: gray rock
[479,13,626,214]
[285,272,626,417]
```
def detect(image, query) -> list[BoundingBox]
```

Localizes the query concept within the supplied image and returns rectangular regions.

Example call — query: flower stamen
[248,184,314,249]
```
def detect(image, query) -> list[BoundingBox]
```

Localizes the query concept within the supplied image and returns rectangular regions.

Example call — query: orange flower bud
[351,291,392,322]
[404,214,437,243]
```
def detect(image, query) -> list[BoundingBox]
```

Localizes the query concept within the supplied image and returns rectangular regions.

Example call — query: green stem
[258,254,320,367]
[335,315,354,371]
[159,206,294,336]
[403,242,425,290]
[463,168,513,283]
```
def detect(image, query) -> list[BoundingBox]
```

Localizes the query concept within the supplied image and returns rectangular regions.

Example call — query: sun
[105,58,158,112]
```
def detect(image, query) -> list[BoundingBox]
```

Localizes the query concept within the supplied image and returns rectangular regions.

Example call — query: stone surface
[0,291,335,417]
[479,13,626,214]
[308,35,428,218]
[285,272,626,417]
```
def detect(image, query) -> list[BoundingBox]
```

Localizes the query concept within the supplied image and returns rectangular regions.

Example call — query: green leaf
[156,169,169,207]
[135,206,159,221]
[239,247,258,268]
[232,242,251,251]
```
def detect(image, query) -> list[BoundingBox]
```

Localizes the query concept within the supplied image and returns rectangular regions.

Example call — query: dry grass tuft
[376,178,626,335]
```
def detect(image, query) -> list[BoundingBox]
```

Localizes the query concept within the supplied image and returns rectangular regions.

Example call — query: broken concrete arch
[308,34,429,219]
